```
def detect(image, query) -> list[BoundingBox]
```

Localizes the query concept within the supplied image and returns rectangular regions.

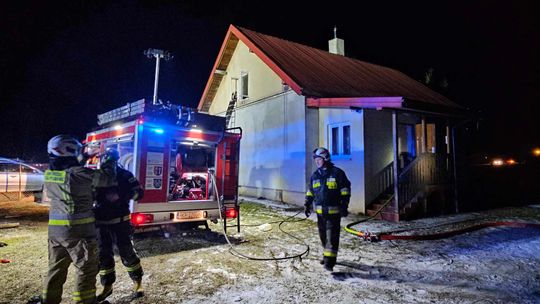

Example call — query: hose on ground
[343,194,540,241]
[211,173,310,261]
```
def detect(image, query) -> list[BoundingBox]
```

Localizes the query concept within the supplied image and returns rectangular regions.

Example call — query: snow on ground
[179,201,540,304]
[1,200,540,303]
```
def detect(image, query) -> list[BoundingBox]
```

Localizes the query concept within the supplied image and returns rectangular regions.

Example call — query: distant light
[153,128,164,134]
[533,148,540,157]
[113,125,123,130]
[506,159,516,165]
[492,159,504,166]
[138,119,144,125]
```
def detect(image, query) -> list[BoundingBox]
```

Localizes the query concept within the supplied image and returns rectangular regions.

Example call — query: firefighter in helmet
[94,147,144,301]
[29,135,110,304]
[304,147,351,272]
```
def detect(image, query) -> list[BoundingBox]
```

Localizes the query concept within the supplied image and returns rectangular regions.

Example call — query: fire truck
[85,99,241,232]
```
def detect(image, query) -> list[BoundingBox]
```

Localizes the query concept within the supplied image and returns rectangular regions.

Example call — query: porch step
[400,198,426,221]
[366,209,399,222]
[370,203,397,213]
[366,195,399,222]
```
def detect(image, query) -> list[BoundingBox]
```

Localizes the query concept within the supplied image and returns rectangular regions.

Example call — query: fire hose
[211,173,310,261]
[344,195,540,241]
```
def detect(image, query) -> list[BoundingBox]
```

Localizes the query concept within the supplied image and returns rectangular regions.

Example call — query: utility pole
[144,48,173,105]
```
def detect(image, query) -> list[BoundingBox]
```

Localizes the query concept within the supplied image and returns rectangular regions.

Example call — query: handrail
[397,153,451,210]
[371,162,395,201]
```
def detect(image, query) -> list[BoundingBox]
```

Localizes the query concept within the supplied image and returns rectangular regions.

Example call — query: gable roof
[198,25,462,114]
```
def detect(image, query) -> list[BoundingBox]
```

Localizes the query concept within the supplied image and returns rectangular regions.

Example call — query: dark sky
[1,0,539,161]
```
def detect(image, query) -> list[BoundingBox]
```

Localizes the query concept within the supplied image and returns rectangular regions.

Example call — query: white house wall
[233,91,307,203]
[363,109,393,205]
[206,39,307,204]
[363,110,425,206]
[208,40,284,115]
[318,108,365,213]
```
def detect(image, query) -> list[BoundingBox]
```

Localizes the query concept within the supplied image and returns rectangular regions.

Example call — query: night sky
[1,1,539,161]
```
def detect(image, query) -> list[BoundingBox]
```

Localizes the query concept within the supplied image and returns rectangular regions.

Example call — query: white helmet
[313,147,330,161]
[47,135,82,157]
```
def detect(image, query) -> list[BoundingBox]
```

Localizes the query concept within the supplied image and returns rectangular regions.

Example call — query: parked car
[0,157,44,193]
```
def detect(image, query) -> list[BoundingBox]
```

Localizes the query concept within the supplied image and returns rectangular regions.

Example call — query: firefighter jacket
[43,166,101,239]
[94,167,144,222]
[305,164,351,215]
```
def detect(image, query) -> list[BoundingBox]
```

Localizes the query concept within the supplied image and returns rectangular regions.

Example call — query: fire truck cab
[86,99,241,232]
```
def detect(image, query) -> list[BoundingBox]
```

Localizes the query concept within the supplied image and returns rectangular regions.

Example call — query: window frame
[240,72,249,100]
[327,122,351,159]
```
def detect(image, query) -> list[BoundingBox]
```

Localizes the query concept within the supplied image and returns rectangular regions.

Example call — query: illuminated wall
[363,109,393,206]
[208,41,284,115]
[318,108,365,213]
[233,90,308,203]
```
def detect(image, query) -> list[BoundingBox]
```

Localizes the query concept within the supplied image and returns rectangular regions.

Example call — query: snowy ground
[1,199,540,304]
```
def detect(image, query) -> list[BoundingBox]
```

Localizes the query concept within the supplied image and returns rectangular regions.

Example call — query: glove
[304,204,312,218]
[341,205,349,217]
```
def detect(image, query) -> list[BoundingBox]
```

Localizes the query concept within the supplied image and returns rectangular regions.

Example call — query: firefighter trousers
[96,221,143,286]
[43,238,99,304]
[316,213,341,269]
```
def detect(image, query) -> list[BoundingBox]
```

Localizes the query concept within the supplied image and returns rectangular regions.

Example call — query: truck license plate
[177,211,204,220]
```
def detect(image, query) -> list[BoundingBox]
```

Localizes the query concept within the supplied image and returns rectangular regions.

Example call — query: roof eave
[197,25,304,112]
[306,97,404,109]
[401,99,469,118]
[197,25,237,111]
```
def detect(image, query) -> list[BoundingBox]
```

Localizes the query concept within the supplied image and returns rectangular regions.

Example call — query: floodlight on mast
[144,48,173,105]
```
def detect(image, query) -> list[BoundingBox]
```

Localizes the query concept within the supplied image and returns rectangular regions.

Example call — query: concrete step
[366,209,382,219]
[381,211,399,222]
[366,209,399,222]
[370,203,397,213]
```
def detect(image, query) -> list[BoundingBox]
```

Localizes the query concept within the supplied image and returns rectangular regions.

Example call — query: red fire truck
[85,99,241,232]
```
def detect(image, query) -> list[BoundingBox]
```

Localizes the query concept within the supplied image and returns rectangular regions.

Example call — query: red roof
[199,25,462,113]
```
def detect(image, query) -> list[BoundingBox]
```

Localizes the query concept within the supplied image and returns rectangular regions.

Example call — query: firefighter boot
[97,284,113,302]
[132,279,144,299]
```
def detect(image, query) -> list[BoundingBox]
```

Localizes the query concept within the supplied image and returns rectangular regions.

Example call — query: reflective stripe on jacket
[43,167,100,239]
[305,164,351,213]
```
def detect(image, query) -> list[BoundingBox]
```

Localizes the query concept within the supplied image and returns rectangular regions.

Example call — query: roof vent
[328,26,345,56]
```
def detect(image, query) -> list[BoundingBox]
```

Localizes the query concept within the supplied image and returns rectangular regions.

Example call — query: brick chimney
[328,26,345,56]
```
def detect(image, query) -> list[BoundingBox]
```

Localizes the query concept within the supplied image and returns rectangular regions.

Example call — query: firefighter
[28,135,108,304]
[304,147,351,272]
[94,147,144,302]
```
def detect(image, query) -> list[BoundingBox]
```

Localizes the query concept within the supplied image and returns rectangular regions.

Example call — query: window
[240,72,248,99]
[328,122,351,157]
[4,164,19,173]
[414,123,436,153]
[21,165,37,173]
[398,124,416,158]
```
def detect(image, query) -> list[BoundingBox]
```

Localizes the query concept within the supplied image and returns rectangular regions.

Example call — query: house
[197,25,464,221]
